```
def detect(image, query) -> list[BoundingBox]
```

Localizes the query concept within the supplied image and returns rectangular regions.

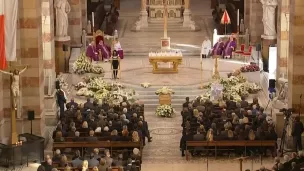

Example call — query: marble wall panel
[288,0,304,110]
[249,0,263,44]
[68,0,82,45]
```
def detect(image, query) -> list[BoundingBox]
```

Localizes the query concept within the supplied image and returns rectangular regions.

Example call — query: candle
[237,9,239,26]
[92,12,95,31]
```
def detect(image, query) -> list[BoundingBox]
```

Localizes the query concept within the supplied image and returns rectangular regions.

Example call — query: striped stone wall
[81,0,87,29]
[277,0,289,80]
[288,0,304,110]
[68,0,83,45]
[42,0,56,94]
[18,0,45,135]
[244,0,250,31]
[249,0,264,44]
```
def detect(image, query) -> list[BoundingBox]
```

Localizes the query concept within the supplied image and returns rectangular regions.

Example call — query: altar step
[122,83,203,112]
[131,21,201,32]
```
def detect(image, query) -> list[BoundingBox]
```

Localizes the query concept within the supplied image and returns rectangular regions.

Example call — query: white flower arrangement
[140,82,151,88]
[200,74,261,103]
[75,77,138,105]
[155,86,175,95]
[72,52,105,75]
[155,105,175,117]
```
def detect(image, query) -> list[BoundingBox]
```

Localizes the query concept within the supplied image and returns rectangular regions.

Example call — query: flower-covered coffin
[159,94,171,105]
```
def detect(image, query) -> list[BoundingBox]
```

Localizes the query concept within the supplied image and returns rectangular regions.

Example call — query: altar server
[86,41,98,61]
[201,36,212,58]
[223,35,237,59]
[114,38,124,59]
[211,38,224,56]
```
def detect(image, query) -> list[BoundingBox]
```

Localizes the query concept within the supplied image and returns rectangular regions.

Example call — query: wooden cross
[0,62,28,144]
[163,0,168,38]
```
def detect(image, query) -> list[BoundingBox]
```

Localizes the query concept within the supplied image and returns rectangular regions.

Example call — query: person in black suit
[292,116,304,151]
[56,89,66,119]
[84,98,93,110]
[86,130,98,142]
[240,96,249,108]
[73,131,83,142]
[183,97,190,108]
[139,116,152,143]
[180,130,193,157]
[226,96,236,110]
[66,98,78,110]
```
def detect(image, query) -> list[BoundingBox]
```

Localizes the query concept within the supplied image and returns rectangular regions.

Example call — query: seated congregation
[180,96,278,157]
[40,97,151,171]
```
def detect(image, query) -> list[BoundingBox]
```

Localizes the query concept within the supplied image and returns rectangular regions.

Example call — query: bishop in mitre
[201,36,211,58]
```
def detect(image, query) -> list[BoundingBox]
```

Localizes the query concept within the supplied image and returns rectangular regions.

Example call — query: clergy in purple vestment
[96,40,111,62]
[223,36,237,59]
[86,41,98,61]
[211,38,224,56]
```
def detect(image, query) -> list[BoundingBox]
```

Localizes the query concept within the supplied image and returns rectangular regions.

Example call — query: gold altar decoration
[159,94,171,105]
[149,55,182,74]
[212,55,220,79]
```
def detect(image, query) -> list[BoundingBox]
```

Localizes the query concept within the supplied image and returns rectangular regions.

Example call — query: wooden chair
[242,46,253,63]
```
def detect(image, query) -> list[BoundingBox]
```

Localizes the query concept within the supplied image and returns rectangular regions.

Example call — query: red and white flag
[0,0,18,70]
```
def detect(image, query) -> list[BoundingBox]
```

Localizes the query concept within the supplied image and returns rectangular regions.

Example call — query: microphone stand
[299,94,302,116]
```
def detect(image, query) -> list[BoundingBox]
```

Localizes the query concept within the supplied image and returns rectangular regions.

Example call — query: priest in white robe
[201,37,212,58]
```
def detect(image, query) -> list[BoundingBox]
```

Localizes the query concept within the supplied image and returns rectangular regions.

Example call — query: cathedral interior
[0,0,304,170]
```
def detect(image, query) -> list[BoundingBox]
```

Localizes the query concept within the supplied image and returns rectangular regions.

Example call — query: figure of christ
[86,41,98,61]
[113,38,124,59]
[96,40,111,62]
[0,66,28,116]
[222,36,237,59]
[211,38,224,56]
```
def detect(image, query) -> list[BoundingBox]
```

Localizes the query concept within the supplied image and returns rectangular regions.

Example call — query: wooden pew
[56,166,122,171]
[186,140,276,160]
[53,141,142,159]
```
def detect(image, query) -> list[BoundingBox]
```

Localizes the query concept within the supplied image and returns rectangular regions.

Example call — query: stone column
[81,0,87,30]
[68,0,83,45]
[277,0,289,80]
[183,0,191,26]
[139,0,148,27]
[288,0,304,110]
[18,0,45,135]
[42,0,57,126]
[247,0,264,44]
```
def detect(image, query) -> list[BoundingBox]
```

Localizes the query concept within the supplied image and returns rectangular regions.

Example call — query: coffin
[159,94,171,105]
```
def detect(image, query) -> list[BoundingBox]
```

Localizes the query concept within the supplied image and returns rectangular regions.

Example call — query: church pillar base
[261,37,277,71]
[55,37,71,75]
[139,10,148,27]
[183,9,200,31]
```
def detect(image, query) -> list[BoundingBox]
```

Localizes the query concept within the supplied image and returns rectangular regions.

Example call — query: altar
[149,51,183,74]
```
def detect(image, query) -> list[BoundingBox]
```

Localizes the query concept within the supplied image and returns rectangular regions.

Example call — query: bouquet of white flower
[75,77,138,104]
[72,52,105,75]
[155,86,175,95]
[200,74,261,102]
[155,105,175,117]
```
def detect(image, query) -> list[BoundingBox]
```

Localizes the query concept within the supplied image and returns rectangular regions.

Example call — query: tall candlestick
[92,12,95,32]
[164,0,168,38]
[237,9,239,26]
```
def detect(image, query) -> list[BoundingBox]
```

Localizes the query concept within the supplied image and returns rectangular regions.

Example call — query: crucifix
[0,63,28,144]
[163,0,168,38]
